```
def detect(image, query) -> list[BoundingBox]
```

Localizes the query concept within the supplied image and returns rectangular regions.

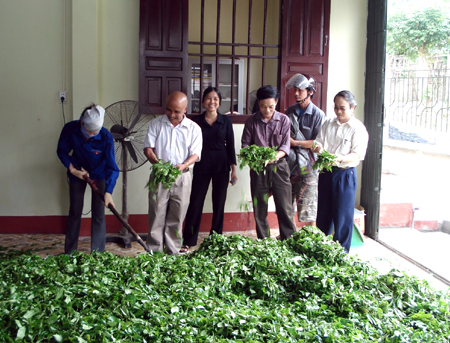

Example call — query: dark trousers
[183,171,229,246]
[250,159,296,240]
[65,178,106,254]
[316,167,356,253]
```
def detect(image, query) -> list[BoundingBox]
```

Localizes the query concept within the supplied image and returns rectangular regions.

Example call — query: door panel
[280,0,330,113]
[139,0,188,113]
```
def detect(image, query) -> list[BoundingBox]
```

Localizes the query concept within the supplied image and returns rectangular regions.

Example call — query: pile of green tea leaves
[238,145,277,174]
[1,227,449,342]
[146,159,182,193]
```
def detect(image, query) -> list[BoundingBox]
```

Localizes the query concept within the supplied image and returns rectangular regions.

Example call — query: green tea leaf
[16,326,26,340]
[146,159,182,193]
[23,310,35,319]
[53,334,63,342]
[313,149,337,173]
[238,145,277,174]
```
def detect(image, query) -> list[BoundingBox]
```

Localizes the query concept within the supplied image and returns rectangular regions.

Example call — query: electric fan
[103,100,156,248]
[248,90,259,114]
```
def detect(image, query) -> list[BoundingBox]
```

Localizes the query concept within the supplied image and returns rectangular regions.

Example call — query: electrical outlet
[59,90,67,103]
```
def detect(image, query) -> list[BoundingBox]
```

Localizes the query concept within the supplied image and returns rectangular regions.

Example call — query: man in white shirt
[144,91,202,254]
[312,90,368,253]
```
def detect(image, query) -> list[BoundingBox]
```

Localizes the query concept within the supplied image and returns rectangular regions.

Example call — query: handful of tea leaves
[312,142,337,173]
[238,145,277,174]
[146,159,182,193]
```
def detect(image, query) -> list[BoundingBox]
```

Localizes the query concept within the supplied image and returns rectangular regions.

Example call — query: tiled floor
[0,229,263,258]
[1,228,449,292]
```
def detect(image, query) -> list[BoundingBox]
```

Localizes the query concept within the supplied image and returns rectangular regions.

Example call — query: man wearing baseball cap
[285,74,325,227]
[57,104,119,254]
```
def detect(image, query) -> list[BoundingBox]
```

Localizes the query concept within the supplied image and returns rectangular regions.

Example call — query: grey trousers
[147,171,192,255]
[65,178,106,254]
[250,159,296,240]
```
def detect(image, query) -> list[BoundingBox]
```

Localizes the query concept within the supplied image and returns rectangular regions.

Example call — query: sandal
[276,235,281,241]
[179,245,190,253]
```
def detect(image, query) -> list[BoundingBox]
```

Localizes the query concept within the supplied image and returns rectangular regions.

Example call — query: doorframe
[360,0,387,240]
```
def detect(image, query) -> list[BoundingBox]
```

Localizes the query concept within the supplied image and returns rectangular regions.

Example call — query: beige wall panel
[0,1,69,216]
[98,0,140,106]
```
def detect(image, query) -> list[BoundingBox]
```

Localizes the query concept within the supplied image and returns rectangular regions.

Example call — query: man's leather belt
[331,166,350,172]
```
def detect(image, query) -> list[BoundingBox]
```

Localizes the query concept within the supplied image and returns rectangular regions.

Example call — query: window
[188,58,245,114]
[139,0,330,120]
[188,0,281,121]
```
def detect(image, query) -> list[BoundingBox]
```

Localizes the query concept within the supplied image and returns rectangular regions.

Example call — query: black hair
[202,86,222,105]
[294,85,315,100]
[306,84,315,100]
[334,90,357,108]
[256,85,279,101]
[79,103,97,120]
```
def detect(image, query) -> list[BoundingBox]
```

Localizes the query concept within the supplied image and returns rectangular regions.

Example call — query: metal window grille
[188,0,281,117]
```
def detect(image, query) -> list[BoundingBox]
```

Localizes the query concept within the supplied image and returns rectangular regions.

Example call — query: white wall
[328,0,368,108]
[328,0,368,205]
[0,0,368,219]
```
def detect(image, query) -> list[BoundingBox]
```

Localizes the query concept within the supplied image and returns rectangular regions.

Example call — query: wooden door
[279,0,330,113]
[139,0,189,114]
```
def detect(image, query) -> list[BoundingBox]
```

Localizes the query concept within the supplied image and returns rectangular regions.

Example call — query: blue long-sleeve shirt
[57,120,119,194]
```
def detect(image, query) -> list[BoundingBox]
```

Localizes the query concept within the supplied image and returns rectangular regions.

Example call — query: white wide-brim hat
[83,105,105,133]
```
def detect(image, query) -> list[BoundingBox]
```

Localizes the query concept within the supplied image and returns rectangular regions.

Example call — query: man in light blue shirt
[285,74,325,227]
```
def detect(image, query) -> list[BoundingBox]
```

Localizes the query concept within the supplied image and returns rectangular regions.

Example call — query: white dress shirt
[144,115,202,165]
[315,115,368,168]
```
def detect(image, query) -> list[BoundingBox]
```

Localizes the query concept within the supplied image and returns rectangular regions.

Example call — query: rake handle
[83,174,152,253]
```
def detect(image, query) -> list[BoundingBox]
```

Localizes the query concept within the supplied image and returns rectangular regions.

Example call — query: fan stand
[106,143,147,249]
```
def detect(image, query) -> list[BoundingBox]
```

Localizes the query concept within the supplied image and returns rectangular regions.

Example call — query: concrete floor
[378,130,450,292]
[377,227,450,287]
[382,123,450,222]
[2,228,449,293]
[351,233,449,292]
